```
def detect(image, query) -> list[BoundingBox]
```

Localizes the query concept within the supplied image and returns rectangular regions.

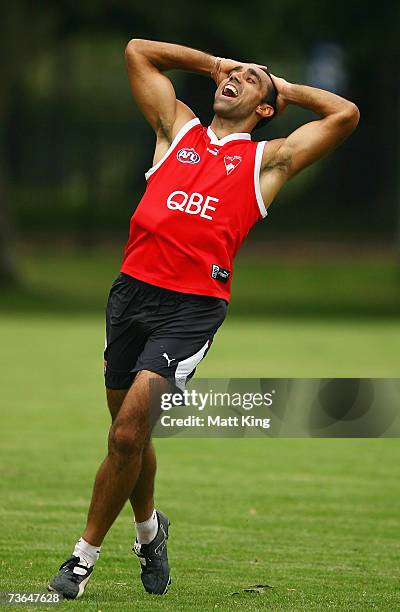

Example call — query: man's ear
[256,103,275,120]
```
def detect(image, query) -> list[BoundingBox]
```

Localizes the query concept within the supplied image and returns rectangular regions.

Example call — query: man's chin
[213,100,237,118]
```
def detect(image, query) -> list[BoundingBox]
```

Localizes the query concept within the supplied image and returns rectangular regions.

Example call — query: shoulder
[257,137,292,209]
[151,114,202,169]
[169,101,198,141]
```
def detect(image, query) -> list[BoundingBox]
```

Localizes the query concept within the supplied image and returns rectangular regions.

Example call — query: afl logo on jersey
[177,147,201,164]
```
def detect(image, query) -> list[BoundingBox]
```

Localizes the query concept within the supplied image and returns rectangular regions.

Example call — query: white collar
[207,126,251,146]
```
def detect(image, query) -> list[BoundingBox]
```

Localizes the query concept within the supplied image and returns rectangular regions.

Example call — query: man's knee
[107,370,163,459]
[109,418,148,459]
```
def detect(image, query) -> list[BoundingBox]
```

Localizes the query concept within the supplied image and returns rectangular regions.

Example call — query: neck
[210,115,253,139]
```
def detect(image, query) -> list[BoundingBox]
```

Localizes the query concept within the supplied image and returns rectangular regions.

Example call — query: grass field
[1,247,399,610]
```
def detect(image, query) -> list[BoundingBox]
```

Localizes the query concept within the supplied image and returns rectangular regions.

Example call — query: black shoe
[48,555,93,600]
[133,510,171,595]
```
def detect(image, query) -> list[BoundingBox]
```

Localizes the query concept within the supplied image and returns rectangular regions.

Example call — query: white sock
[135,509,158,544]
[73,537,101,567]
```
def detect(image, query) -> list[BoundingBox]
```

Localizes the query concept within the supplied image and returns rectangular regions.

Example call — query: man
[48,39,359,599]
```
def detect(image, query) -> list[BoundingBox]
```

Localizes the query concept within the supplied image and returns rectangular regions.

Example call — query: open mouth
[222,83,239,98]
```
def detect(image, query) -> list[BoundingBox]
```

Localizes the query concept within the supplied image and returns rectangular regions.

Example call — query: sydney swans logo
[223,155,242,175]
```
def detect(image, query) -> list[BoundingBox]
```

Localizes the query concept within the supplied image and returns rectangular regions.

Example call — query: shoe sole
[47,574,90,600]
[161,519,171,595]
[162,576,172,595]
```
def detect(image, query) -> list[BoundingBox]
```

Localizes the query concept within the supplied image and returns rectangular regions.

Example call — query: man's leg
[49,371,170,599]
[104,384,169,595]
[106,387,157,523]
[82,370,165,546]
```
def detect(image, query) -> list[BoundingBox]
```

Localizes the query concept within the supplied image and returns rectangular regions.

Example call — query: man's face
[213,64,272,124]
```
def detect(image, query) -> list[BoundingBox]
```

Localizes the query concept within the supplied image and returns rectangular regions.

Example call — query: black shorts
[104,273,228,390]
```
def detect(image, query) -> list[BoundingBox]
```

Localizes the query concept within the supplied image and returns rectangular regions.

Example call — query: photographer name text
[160,414,271,429]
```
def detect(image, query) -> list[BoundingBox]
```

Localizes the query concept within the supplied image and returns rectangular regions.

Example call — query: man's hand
[212,58,269,86]
[212,58,238,86]
[269,74,290,115]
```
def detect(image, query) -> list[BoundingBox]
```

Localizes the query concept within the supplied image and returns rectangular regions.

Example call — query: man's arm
[125,39,216,143]
[260,77,360,206]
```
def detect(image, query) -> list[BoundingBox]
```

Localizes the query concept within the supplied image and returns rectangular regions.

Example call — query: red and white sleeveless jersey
[121,118,267,302]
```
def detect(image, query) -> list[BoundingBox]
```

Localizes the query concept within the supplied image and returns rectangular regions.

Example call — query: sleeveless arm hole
[145,118,201,181]
[254,140,268,219]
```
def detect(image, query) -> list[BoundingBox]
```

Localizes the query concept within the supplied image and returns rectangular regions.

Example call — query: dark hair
[253,71,277,131]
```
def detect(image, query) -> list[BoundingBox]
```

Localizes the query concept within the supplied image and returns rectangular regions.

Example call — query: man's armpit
[156,117,173,145]
[264,150,292,175]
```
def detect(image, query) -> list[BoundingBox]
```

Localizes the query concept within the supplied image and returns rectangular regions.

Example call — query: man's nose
[230,72,242,84]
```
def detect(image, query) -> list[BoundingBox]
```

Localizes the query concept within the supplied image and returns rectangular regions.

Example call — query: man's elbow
[125,38,146,60]
[339,102,360,131]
